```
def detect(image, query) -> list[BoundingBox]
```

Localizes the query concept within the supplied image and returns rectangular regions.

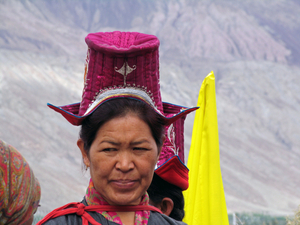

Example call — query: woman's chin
[106,193,142,206]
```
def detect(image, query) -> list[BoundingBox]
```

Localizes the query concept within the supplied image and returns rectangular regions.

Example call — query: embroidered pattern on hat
[167,124,178,155]
[115,61,137,86]
[83,87,161,116]
[84,48,91,87]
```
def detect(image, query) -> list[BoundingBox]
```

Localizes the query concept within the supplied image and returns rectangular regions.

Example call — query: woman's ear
[77,138,90,168]
[160,197,174,216]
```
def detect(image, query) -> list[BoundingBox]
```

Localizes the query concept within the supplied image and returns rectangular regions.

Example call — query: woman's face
[78,112,161,205]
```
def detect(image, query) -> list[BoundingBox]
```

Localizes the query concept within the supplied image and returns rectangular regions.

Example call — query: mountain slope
[0,0,299,215]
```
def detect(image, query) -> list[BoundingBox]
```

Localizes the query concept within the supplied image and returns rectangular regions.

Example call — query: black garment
[41,199,187,225]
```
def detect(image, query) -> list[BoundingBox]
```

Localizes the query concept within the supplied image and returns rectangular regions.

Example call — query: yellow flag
[183,71,229,225]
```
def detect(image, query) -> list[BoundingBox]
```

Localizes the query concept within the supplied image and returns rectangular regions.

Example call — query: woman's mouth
[111,179,138,189]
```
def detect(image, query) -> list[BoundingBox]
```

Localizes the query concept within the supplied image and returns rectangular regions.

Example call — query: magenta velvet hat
[48,31,197,126]
[155,102,189,190]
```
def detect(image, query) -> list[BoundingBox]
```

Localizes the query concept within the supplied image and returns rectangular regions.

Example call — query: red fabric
[47,31,198,126]
[153,102,192,190]
[47,103,85,126]
[79,31,162,117]
[37,202,162,225]
[155,156,189,190]
[47,102,198,126]
[85,32,159,55]
[0,140,41,225]
[160,102,187,164]
[85,179,151,225]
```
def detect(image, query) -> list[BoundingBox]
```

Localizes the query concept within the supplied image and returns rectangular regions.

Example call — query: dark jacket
[40,199,187,225]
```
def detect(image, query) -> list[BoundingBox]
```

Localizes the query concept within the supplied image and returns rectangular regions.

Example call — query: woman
[0,140,41,225]
[39,31,197,225]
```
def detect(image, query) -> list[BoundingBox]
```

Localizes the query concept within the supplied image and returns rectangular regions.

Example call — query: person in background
[0,140,41,225]
[148,173,184,221]
[148,102,189,221]
[38,31,197,225]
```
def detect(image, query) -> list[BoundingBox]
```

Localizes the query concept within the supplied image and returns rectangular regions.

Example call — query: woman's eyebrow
[130,140,150,146]
[100,140,120,146]
[98,140,150,146]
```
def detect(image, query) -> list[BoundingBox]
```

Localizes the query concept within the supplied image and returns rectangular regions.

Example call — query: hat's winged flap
[47,103,85,126]
[47,101,198,126]
[155,155,189,190]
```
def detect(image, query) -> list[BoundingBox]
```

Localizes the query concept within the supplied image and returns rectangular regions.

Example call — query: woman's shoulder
[38,200,107,225]
[41,211,187,225]
[41,214,80,225]
[149,212,187,225]
[40,211,109,225]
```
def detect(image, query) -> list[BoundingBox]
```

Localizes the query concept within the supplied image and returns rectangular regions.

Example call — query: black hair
[147,173,185,221]
[79,98,166,153]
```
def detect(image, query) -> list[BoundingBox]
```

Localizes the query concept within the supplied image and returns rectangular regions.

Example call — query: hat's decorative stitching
[83,48,91,89]
[167,124,178,155]
[114,61,136,86]
[84,87,160,116]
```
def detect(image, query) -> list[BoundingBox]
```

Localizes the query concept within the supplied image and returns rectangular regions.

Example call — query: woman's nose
[115,150,134,172]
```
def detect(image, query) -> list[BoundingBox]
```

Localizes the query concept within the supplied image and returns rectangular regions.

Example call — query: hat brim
[48,97,198,126]
[155,155,189,190]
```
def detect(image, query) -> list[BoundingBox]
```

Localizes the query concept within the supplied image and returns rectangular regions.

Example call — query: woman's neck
[117,211,135,225]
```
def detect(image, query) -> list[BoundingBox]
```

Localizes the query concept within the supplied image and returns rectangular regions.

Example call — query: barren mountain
[1,0,300,216]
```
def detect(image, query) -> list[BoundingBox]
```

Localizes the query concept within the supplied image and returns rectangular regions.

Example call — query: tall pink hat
[48,31,197,126]
[155,102,190,190]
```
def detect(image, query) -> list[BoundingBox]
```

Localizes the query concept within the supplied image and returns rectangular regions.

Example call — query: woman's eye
[133,147,149,151]
[102,148,116,152]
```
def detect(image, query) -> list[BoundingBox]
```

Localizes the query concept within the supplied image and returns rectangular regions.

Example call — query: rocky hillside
[1,0,300,215]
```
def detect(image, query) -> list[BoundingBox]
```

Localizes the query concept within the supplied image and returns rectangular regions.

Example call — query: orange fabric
[0,140,41,225]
